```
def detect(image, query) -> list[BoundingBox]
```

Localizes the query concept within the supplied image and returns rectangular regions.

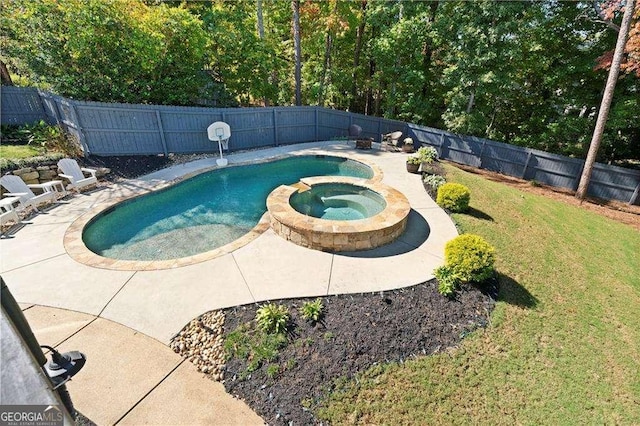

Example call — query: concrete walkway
[1,141,458,424]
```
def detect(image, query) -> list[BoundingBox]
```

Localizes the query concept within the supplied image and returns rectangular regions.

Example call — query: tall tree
[292,0,302,105]
[576,0,636,200]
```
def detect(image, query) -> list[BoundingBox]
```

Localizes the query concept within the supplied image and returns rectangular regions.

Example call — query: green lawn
[320,164,640,424]
[0,144,42,159]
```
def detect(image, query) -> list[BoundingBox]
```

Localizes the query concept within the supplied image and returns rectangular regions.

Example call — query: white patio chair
[0,175,56,211]
[0,197,21,227]
[57,158,98,191]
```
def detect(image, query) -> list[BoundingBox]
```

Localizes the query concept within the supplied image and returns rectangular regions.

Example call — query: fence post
[273,109,279,146]
[630,181,640,205]
[314,108,319,141]
[155,110,169,156]
[438,132,445,158]
[479,139,487,169]
[68,102,90,157]
[521,151,533,179]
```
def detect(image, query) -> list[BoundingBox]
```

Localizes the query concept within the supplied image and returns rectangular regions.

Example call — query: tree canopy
[1,0,638,163]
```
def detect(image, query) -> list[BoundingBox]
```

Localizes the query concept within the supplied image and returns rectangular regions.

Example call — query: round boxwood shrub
[444,234,496,283]
[436,182,471,212]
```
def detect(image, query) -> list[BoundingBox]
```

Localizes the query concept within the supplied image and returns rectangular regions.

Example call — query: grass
[319,164,640,424]
[0,144,43,159]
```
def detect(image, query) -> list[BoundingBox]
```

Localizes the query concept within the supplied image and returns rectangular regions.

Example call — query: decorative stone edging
[267,176,411,252]
[169,311,226,381]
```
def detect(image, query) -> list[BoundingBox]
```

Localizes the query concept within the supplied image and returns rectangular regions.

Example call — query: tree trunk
[256,0,265,39]
[292,0,302,106]
[0,60,14,86]
[350,0,367,112]
[318,1,338,106]
[318,31,333,106]
[576,0,636,200]
[421,2,438,99]
[256,0,270,106]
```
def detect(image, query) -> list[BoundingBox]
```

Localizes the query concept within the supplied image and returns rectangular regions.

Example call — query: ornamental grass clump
[436,182,471,212]
[435,234,496,296]
[256,303,290,334]
[299,298,324,323]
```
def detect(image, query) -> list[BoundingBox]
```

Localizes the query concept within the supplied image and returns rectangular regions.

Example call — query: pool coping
[63,152,384,271]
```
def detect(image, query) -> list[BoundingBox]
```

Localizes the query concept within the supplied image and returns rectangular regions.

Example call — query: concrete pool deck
[1,141,458,424]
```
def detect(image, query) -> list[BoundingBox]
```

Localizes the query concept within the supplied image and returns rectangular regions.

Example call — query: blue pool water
[83,155,373,260]
[290,183,386,221]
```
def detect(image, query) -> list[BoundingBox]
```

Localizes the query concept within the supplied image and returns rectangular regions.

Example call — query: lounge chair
[0,196,21,227]
[382,131,403,151]
[57,159,97,191]
[0,175,57,211]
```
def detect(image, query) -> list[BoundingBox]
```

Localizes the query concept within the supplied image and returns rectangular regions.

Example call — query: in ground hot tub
[267,176,410,252]
[289,182,386,221]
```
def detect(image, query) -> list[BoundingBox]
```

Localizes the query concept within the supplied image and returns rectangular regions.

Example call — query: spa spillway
[267,176,411,252]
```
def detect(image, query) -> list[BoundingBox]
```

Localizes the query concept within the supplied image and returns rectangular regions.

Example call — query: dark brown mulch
[83,153,214,182]
[222,279,497,425]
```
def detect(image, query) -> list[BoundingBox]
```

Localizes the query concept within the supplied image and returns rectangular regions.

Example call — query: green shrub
[416,146,438,163]
[256,303,290,334]
[299,298,324,323]
[444,234,495,283]
[434,265,460,296]
[423,174,446,192]
[436,182,471,212]
[406,155,422,165]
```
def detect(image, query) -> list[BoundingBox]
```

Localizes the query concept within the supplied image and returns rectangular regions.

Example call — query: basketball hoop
[207,122,231,166]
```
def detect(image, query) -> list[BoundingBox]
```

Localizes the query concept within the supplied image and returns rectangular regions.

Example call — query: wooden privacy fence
[1,86,638,205]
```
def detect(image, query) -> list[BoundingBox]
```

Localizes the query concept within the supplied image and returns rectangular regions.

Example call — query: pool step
[291,182,312,193]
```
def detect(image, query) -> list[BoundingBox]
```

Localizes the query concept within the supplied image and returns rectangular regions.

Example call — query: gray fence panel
[480,140,529,177]
[588,163,640,201]
[317,109,351,140]
[350,115,384,141]
[443,134,481,167]
[527,151,584,189]
[275,108,316,145]
[3,86,639,204]
[1,87,47,125]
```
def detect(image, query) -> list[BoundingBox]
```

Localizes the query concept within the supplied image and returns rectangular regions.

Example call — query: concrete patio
[1,141,457,424]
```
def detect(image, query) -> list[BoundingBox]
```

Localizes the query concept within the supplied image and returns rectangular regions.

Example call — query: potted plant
[402,137,415,153]
[417,146,439,174]
[406,154,421,173]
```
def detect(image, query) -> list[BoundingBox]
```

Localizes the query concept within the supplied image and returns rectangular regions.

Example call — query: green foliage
[256,303,290,334]
[224,322,287,375]
[299,298,324,323]
[3,0,209,105]
[1,122,82,159]
[434,265,459,297]
[2,0,638,162]
[444,234,496,283]
[266,363,280,379]
[406,155,422,165]
[436,183,471,212]
[416,146,439,163]
[423,174,447,193]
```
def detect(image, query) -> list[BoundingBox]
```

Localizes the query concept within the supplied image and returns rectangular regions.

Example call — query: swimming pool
[82,155,373,261]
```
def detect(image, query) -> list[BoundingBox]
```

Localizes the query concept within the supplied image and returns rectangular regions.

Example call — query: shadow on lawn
[465,207,494,222]
[496,273,538,309]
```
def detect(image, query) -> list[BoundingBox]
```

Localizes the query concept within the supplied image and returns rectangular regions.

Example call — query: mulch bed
[222,280,497,425]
